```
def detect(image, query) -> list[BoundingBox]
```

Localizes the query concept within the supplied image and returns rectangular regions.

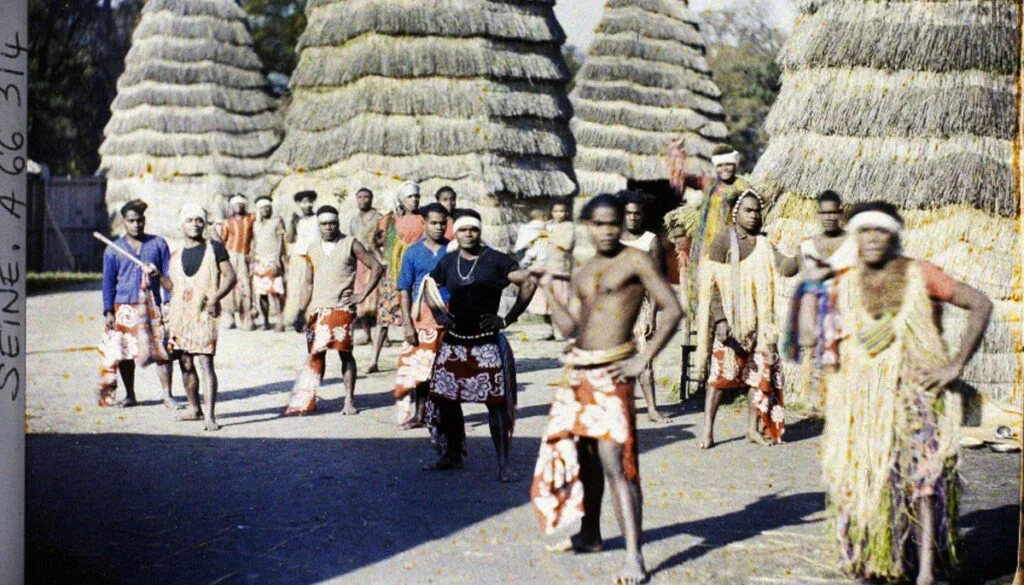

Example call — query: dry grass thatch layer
[286,77,569,131]
[570,0,724,192]
[126,37,263,71]
[144,0,247,21]
[102,153,283,180]
[276,114,573,170]
[300,0,563,48]
[117,60,269,89]
[105,106,280,135]
[767,67,1017,140]
[754,131,1015,216]
[134,12,252,46]
[111,82,277,114]
[101,129,282,159]
[781,1,1019,74]
[290,36,567,88]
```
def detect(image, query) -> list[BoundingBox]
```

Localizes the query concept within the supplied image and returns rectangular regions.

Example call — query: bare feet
[274,323,285,333]
[398,419,424,430]
[163,397,185,410]
[497,465,519,483]
[116,397,138,408]
[283,406,313,417]
[699,428,714,450]
[178,409,203,421]
[341,400,358,416]
[263,323,273,331]
[746,430,770,446]
[647,409,671,423]
[545,532,603,554]
[203,418,221,431]
[423,455,464,471]
[366,364,380,374]
[615,554,647,585]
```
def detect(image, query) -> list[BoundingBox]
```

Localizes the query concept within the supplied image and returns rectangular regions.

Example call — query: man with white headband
[668,141,752,309]
[421,209,536,482]
[251,196,287,331]
[283,205,384,416]
[819,201,992,585]
[143,202,237,431]
[694,189,798,449]
[369,180,426,373]
[219,194,256,330]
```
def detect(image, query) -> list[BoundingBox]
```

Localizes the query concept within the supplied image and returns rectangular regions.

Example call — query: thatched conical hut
[753,0,1021,422]
[99,0,283,237]
[570,0,728,198]
[272,0,578,248]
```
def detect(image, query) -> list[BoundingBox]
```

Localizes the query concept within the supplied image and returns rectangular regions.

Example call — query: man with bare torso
[350,188,383,345]
[531,194,682,585]
[251,196,287,331]
[617,189,672,423]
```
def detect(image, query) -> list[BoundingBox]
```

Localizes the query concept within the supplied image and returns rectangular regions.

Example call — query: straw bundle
[274,0,578,249]
[755,0,1022,419]
[569,0,726,196]
[99,0,283,238]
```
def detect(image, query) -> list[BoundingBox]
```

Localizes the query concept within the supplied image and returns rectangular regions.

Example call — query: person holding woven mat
[283,205,384,416]
[421,209,535,482]
[820,202,991,585]
[144,203,237,431]
[97,199,179,410]
[694,189,799,449]
[349,187,383,345]
[530,194,682,585]
[369,181,426,373]
[251,196,287,331]
[617,189,672,423]
[219,194,256,331]
[393,203,450,429]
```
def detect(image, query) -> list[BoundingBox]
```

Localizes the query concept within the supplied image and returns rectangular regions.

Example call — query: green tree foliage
[562,43,585,93]
[28,0,144,176]
[699,3,785,172]
[243,0,306,77]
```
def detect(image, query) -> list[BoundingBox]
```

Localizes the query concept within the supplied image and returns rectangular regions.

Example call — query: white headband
[847,210,902,235]
[453,216,482,232]
[398,181,420,198]
[316,211,339,221]
[230,195,247,206]
[255,198,272,209]
[179,203,207,223]
[711,151,740,167]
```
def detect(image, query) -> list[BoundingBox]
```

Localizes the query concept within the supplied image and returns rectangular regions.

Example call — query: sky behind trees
[554,0,796,50]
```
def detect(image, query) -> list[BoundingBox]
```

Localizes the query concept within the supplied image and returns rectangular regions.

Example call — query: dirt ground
[25,284,1019,585]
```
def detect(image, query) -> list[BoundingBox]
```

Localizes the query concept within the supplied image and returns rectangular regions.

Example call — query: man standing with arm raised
[531,194,683,585]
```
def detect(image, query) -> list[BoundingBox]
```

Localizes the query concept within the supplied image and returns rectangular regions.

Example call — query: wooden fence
[27,175,108,273]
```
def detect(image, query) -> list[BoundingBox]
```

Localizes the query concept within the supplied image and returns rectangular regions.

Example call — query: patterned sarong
[252,256,285,297]
[285,307,355,414]
[709,336,785,443]
[96,292,171,406]
[394,323,444,423]
[531,364,638,534]
[425,334,517,456]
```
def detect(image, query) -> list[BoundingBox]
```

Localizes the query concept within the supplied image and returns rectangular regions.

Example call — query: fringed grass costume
[695,230,785,443]
[823,260,961,580]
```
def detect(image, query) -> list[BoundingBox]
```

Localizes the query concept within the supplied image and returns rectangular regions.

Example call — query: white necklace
[457,248,484,284]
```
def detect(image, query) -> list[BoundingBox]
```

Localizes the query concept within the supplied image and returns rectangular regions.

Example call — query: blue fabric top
[396,238,450,303]
[102,234,171,313]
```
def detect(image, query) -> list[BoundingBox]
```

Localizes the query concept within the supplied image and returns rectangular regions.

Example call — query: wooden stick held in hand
[92,231,147,269]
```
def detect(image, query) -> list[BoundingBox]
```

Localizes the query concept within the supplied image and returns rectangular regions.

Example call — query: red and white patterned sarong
[96,292,171,406]
[531,365,638,534]
[709,336,785,443]
[251,256,285,297]
[285,307,355,414]
[394,308,444,423]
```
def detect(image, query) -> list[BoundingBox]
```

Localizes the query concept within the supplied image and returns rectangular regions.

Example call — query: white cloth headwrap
[316,210,339,221]
[711,151,740,167]
[230,194,248,206]
[452,215,482,232]
[255,198,273,209]
[179,203,207,223]
[398,181,420,198]
[846,210,902,235]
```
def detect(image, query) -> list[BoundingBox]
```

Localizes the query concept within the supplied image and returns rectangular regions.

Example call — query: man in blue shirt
[98,199,180,409]
[393,203,450,430]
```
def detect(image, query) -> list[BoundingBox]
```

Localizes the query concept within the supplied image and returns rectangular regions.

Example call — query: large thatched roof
[272,0,578,247]
[569,0,727,196]
[99,0,283,236]
[754,0,1021,419]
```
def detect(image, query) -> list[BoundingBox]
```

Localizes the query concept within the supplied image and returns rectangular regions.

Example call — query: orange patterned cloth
[709,337,785,444]
[393,308,445,423]
[96,293,172,406]
[285,307,355,415]
[220,214,255,254]
[252,256,285,297]
[531,365,638,534]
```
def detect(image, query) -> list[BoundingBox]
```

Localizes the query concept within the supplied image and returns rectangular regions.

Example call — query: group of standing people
[95,141,994,585]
